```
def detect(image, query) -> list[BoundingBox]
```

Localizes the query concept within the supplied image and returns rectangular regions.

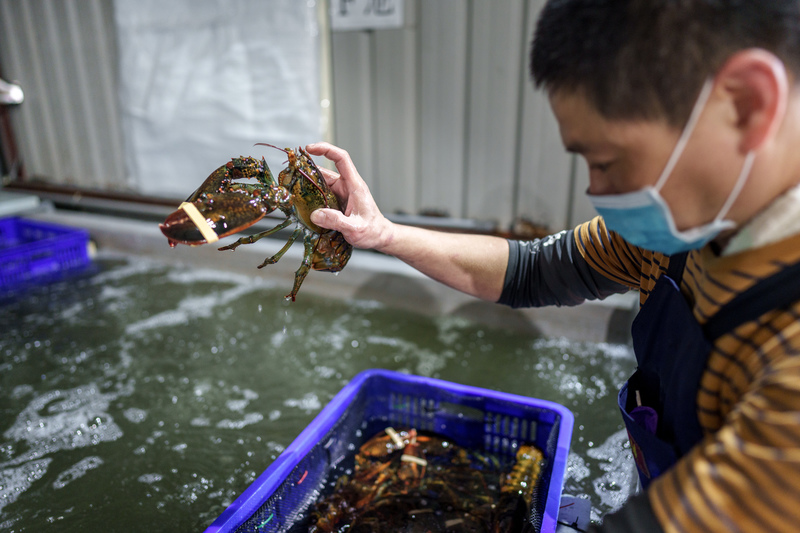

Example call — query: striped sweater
[575,211,800,533]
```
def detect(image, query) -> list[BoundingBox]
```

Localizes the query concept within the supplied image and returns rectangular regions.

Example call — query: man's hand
[306,142,395,252]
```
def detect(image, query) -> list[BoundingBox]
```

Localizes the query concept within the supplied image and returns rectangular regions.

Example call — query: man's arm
[500,230,630,308]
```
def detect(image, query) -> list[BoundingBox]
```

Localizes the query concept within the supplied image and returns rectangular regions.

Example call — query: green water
[0,255,637,531]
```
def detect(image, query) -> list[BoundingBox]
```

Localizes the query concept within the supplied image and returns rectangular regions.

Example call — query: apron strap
[665,252,688,281]
[704,258,800,342]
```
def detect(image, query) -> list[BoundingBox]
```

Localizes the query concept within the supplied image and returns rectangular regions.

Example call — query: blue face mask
[587,80,755,255]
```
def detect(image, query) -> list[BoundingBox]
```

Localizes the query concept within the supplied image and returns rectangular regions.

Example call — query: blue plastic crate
[0,217,91,290]
[206,369,574,533]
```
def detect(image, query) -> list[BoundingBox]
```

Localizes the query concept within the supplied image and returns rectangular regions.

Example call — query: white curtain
[114,0,322,198]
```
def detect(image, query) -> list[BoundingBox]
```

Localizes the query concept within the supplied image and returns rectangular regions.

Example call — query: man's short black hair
[530,0,800,127]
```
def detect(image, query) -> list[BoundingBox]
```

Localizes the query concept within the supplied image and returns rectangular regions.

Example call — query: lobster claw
[311,231,353,272]
[160,192,268,246]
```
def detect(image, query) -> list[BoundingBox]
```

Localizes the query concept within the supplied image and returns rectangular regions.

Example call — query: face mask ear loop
[654,79,715,191]
[713,150,756,224]
[712,60,786,224]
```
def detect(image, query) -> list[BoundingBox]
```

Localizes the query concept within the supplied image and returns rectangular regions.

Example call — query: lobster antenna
[299,148,328,186]
[254,142,289,154]
[300,150,332,209]
[297,167,330,209]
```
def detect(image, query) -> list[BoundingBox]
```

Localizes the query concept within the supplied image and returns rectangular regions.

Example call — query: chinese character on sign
[330,0,404,31]
[363,0,396,16]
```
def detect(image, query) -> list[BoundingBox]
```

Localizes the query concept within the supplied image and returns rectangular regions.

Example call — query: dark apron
[619,252,800,489]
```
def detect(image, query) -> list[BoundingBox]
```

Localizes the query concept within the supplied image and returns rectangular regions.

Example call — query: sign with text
[330,0,404,31]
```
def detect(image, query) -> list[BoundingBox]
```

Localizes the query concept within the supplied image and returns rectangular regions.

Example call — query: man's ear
[715,49,788,152]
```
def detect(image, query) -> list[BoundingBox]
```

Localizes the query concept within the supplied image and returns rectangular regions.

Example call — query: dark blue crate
[206,369,574,533]
[0,217,91,289]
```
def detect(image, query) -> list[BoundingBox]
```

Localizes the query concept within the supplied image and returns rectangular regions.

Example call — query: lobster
[159,144,352,301]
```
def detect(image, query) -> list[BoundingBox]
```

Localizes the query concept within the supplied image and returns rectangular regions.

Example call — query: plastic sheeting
[114,0,322,198]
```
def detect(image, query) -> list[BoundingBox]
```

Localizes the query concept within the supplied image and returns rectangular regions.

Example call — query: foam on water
[123,407,148,424]
[124,282,267,336]
[587,429,638,520]
[216,413,264,430]
[52,456,104,490]
[138,473,163,484]
[0,459,52,513]
[283,393,322,413]
[3,385,123,465]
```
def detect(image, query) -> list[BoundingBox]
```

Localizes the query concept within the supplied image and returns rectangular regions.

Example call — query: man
[306,1,800,531]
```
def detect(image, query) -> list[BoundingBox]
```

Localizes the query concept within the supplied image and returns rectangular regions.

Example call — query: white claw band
[179,202,219,243]
[385,427,404,448]
[401,454,427,467]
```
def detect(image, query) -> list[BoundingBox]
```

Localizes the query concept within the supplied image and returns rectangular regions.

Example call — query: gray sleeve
[587,491,665,533]
[498,230,629,308]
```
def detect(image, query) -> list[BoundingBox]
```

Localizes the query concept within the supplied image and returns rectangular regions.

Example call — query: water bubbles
[123,408,147,424]
[190,417,211,427]
[226,399,249,412]
[216,413,263,430]
[138,473,163,484]
[565,452,590,483]
[6,386,123,456]
[587,430,637,514]
[243,389,259,400]
[52,457,104,490]
[314,365,336,379]
[283,393,321,413]
[0,459,52,512]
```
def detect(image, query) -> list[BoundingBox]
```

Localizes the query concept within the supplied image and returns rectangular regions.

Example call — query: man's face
[549,88,745,232]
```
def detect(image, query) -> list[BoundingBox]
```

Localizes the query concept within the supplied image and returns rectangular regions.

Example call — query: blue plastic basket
[206,369,574,533]
[0,217,91,290]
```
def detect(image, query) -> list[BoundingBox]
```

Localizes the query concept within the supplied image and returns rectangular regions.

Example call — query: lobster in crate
[308,427,545,533]
[160,144,352,301]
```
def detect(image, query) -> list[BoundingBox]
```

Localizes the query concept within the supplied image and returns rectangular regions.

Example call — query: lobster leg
[218,217,293,251]
[286,232,322,301]
[257,227,303,269]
